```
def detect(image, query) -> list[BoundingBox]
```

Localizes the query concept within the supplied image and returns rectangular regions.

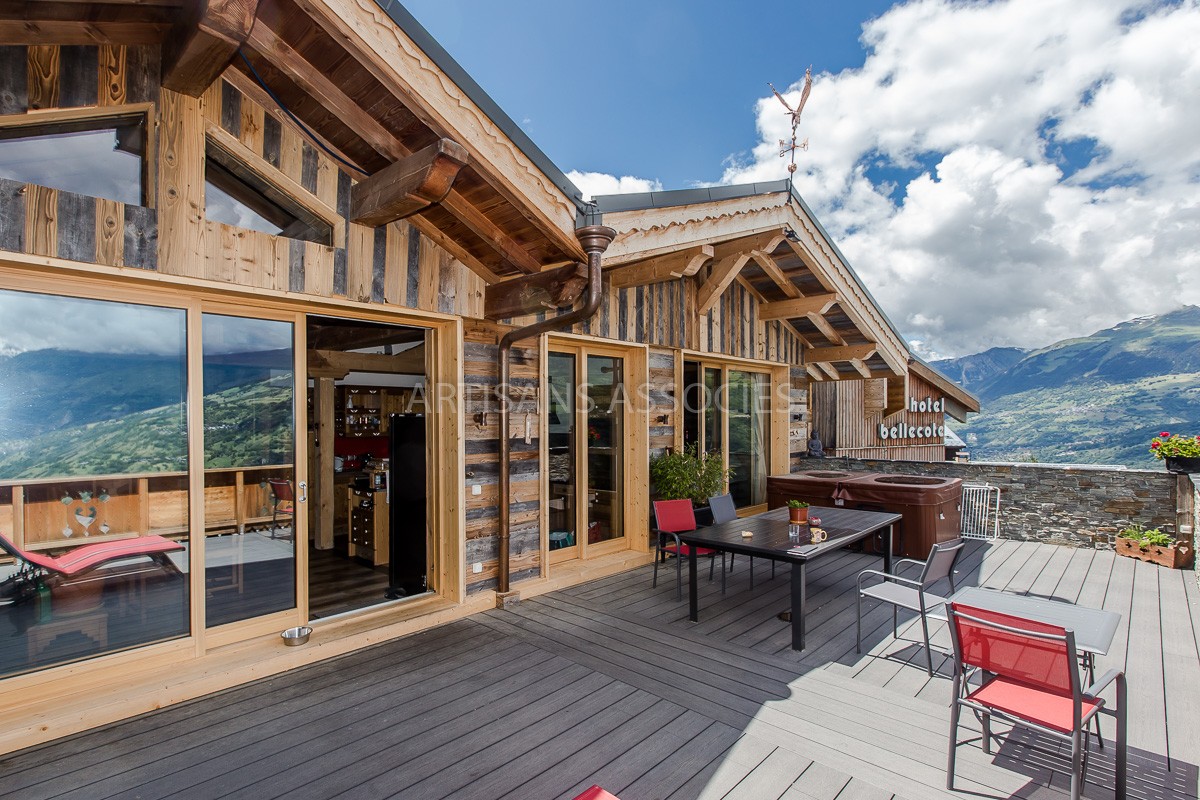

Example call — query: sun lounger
[0,532,183,580]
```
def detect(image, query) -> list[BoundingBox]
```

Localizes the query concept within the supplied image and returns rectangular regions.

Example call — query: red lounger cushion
[12,535,183,577]
[572,787,620,800]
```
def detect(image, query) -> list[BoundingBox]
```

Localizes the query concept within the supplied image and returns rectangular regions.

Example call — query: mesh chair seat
[967,677,1102,734]
[859,581,948,613]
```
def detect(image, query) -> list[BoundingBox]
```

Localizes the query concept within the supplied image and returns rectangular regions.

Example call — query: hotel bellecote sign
[878,395,946,441]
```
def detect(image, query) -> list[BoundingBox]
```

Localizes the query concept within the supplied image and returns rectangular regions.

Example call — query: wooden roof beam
[749,249,802,299]
[484,262,588,320]
[849,359,874,379]
[609,245,713,289]
[308,346,426,377]
[710,230,786,262]
[244,21,541,276]
[816,362,841,380]
[759,293,839,321]
[805,344,877,364]
[807,311,845,345]
[697,252,752,315]
[163,0,259,97]
[349,138,468,227]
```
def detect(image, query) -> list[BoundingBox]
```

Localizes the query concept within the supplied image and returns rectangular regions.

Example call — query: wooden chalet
[0,0,976,752]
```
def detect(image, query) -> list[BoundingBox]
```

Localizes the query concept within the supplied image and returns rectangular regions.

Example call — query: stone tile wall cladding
[820,458,1197,556]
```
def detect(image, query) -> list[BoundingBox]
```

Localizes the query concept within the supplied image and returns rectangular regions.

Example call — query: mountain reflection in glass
[0,289,189,678]
[201,314,297,627]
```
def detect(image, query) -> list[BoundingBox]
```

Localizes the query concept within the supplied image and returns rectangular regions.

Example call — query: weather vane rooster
[770,66,813,174]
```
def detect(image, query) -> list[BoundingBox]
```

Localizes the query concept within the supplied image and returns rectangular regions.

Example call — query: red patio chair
[267,478,294,540]
[652,499,724,601]
[0,531,183,582]
[945,602,1127,800]
[572,787,619,800]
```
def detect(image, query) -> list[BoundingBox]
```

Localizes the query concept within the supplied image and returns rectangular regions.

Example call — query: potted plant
[1115,524,1194,569]
[649,444,732,526]
[1149,431,1200,474]
[787,499,810,525]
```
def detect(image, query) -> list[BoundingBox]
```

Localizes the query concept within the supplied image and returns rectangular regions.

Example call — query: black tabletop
[678,506,902,561]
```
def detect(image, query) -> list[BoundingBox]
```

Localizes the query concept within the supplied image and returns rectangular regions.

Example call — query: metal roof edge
[374,1,587,212]
[592,180,792,214]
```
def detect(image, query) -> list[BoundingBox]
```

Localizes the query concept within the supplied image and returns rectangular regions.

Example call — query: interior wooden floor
[1,539,1196,800]
[308,536,392,619]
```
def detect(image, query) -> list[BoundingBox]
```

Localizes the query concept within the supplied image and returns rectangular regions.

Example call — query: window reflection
[0,290,188,678]
[0,123,144,205]
[202,314,297,628]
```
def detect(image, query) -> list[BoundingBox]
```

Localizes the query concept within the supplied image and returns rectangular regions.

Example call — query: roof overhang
[0,0,588,278]
[598,182,912,380]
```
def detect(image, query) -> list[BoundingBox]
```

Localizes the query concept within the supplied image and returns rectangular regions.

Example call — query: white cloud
[571,0,1200,357]
[566,170,662,200]
[723,0,1200,356]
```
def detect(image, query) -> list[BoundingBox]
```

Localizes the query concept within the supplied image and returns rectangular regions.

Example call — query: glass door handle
[297,481,308,502]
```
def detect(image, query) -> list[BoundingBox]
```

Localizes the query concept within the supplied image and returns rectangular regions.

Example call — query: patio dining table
[679,506,901,651]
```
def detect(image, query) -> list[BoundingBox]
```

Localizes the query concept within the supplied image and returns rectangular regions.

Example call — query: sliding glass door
[547,344,627,562]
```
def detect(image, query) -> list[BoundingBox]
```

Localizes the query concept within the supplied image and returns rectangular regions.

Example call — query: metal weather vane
[770,65,813,174]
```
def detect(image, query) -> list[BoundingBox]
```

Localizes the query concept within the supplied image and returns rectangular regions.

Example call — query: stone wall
[817,458,1196,557]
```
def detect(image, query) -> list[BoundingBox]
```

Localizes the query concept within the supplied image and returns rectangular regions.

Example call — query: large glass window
[546,353,577,557]
[202,314,297,628]
[0,290,189,678]
[0,116,145,205]
[682,360,771,509]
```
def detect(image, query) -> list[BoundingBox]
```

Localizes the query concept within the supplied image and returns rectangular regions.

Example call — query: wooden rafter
[609,245,712,290]
[697,252,752,315]
[805,344,877,364]
[308,346,426,378]
[0,6,175,45]
[244,20,542,276]
[749,248,802,299]
[163,0,259,97]
[849,359,873,379]
[350,138,468,227]
[758,293,839,321]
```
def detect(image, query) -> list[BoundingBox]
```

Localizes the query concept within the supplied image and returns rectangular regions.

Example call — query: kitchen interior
[306,316,430,619]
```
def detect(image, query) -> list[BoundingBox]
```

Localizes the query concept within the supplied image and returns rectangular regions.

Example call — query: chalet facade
[0,0,976,751]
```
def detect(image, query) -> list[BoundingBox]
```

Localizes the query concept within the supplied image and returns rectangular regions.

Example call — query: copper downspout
[497,223,616,594]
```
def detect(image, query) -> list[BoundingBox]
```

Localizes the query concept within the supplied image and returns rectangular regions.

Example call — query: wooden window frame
[204,122,343,248]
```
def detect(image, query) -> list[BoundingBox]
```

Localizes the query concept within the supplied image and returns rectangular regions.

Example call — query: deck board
[0,539,1196,800]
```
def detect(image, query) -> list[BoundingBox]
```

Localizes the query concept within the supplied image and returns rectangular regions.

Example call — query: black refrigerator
[386,413,429,598]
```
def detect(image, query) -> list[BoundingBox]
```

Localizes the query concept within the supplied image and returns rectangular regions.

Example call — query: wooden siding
[647,348,677,456]
[463,323,541,593]
[787,367,811,471]
[816,373,949,463]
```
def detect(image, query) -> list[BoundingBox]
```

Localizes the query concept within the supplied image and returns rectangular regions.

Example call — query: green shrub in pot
[649,444,731,506]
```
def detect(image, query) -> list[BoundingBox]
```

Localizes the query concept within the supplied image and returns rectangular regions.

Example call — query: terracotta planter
[1164,456,1200,474]
[1115,537,1194,569]
[789,507,809,525]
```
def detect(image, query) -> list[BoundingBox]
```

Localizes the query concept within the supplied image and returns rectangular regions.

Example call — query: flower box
[1165,456,1200,474]
[1115,536,1194,569]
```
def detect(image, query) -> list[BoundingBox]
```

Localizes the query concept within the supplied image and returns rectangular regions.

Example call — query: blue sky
[403,1,1200,359]
[403,0,896,189]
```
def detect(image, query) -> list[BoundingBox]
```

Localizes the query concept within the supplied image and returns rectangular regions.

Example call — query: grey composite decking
[1,539,1198,800]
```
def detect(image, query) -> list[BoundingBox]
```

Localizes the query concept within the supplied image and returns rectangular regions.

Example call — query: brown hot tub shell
[832,473,963,558]
[767,471,881,512]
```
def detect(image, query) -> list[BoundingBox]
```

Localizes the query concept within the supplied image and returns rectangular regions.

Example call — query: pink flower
[1160,432,1171,438]
[1151,440,1161,448]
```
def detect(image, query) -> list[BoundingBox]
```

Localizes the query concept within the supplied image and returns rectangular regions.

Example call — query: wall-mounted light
[784,228,800,243]
[655,414,670,425]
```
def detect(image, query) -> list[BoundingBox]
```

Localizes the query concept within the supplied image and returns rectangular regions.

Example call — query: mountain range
[933,305,1200,467]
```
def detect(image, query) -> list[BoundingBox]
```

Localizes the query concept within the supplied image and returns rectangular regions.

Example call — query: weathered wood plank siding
[463,323,541,593]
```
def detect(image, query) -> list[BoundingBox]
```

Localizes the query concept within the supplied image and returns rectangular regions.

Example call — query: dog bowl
[281,626,312,646]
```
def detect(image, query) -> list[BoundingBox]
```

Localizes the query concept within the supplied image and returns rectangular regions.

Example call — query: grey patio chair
[856,537,965,676]
[708,493,775,587]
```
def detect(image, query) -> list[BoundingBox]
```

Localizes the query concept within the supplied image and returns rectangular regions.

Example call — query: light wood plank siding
[812,373,948,463]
